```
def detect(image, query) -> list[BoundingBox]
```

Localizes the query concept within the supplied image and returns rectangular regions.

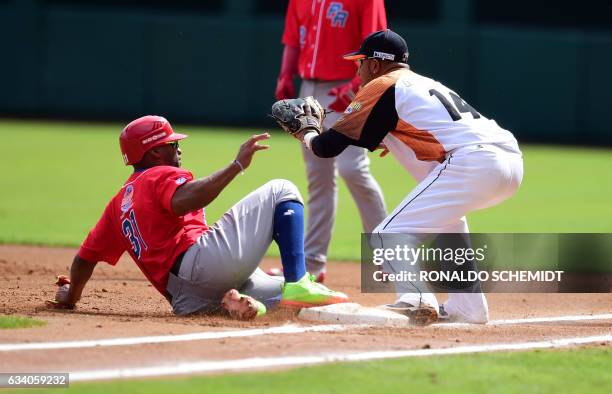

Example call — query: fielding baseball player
[47,115,348,320]
[272,30,524,324]
[274,0,388,281]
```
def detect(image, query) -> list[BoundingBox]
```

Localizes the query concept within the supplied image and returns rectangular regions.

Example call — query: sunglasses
[357,57,378,66]
[166,141,179,149]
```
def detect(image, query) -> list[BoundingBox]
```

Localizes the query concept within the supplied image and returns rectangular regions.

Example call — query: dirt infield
[1,244,610,376]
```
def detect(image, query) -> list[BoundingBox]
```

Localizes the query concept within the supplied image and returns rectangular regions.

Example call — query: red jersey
[282,0,387,80]
[79,166,208,295]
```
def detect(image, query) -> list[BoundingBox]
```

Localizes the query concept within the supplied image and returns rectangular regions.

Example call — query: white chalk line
[69,333,612,382]
[0,323,364,352]
[432,313,612,328]
[1,313,610,352]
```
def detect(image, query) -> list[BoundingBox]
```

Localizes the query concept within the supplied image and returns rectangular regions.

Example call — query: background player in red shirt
[274,0,388,281]
[48,115,348,320]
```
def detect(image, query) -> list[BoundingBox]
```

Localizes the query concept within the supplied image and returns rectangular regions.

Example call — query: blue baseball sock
[273,200,306,283]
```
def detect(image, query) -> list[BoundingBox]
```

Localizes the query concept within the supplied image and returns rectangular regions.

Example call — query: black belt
[170,251,186,276]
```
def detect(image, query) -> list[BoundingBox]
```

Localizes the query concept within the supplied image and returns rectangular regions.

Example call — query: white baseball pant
[373,143,524,323]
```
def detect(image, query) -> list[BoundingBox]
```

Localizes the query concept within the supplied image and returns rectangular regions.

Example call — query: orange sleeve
[332,73,397,140]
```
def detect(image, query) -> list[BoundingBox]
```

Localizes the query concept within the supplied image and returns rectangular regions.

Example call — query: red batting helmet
[119,115,188,165]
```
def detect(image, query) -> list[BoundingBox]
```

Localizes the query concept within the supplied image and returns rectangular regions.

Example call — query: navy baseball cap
[344,29,409,63]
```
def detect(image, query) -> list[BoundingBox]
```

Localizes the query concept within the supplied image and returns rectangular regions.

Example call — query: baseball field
[1,119,611,393]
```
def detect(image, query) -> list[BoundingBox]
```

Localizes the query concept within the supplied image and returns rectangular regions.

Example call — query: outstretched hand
[235,133,270,170]
[45,275,76,309]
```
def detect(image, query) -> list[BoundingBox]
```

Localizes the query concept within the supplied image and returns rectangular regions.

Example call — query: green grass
[1,120,609,391]
[19,348,612,394]
[0,315,46,329]
[1,119,612,260]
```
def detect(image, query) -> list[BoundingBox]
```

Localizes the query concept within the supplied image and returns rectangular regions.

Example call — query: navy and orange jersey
[282,0,387,81]
[78,166,208,295]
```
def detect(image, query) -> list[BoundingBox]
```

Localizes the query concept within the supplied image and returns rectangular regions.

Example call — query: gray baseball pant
[299,79,387,274]
[166,179,302,315]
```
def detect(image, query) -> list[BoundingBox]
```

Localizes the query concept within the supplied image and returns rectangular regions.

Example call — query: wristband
[233,159,245,175]
[303,132,318,150]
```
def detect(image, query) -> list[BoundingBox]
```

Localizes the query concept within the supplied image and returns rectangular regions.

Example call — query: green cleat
[280,274,349,308]
[254,298,267,317]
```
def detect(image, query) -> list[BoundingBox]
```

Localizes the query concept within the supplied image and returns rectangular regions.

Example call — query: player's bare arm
[47,255,97,309]
[171,133,270,216]
[66,256,97,305]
